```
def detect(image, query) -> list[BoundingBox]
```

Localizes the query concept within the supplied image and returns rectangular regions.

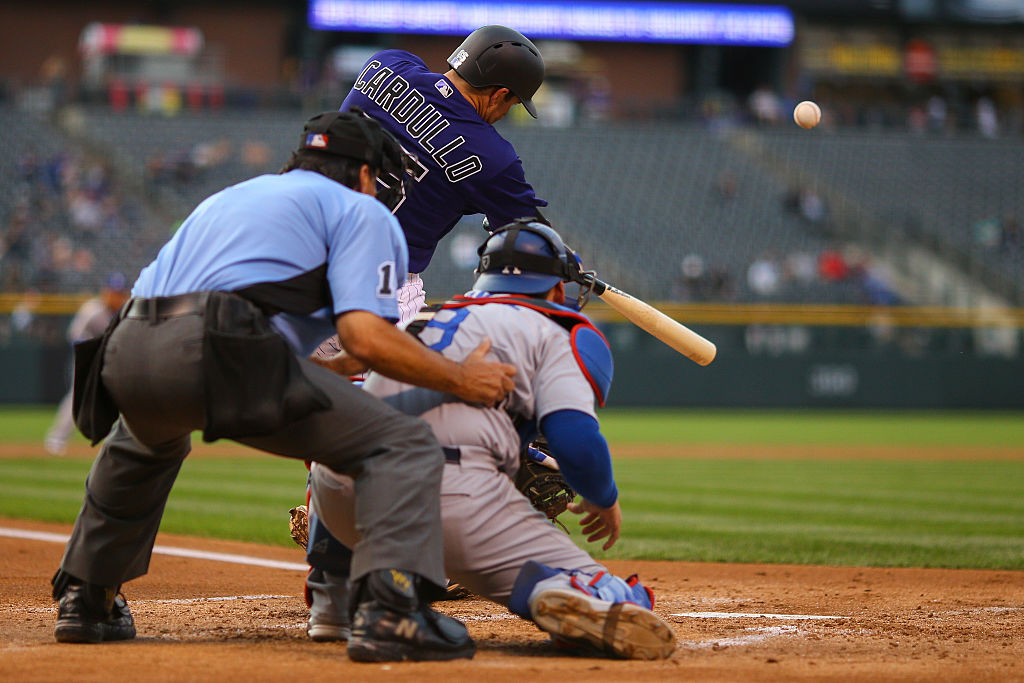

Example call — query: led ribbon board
[308,1,794,47]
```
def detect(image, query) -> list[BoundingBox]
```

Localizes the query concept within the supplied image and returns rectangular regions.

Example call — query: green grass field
[2,407,1022,569]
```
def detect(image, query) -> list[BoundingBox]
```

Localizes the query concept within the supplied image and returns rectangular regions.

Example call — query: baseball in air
[794,100,821,129]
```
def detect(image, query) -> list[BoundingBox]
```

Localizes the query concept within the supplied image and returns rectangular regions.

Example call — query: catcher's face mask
[562,251,596,311]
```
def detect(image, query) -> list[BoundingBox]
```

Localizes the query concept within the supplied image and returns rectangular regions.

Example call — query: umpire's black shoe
[346,569,475,662]
[53,572,136,644]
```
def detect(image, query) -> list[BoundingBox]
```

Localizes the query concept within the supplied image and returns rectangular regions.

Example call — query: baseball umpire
[314,24,548,365]
[303,220,677,660]
[51,110,515,663]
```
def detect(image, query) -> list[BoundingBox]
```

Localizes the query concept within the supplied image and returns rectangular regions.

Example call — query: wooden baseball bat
[590,278,717,366]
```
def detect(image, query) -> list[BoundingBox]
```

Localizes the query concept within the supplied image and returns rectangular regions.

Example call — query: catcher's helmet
[473,219,582,296]
[447,25,545,118]
[299,108,412,211]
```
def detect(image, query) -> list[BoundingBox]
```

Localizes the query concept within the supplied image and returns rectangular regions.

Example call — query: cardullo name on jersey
[354,61,483,183]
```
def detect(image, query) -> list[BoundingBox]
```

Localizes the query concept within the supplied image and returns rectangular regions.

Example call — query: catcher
[302,220,676,659]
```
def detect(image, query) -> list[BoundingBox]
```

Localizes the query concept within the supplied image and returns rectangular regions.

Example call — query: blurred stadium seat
[0,107,165,292]
[3,106,1022,306]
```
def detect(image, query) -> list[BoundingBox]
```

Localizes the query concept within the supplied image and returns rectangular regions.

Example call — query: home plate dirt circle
[1,519,1022,682]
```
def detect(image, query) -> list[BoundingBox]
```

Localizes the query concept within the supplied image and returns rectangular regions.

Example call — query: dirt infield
[2,518,1022,682]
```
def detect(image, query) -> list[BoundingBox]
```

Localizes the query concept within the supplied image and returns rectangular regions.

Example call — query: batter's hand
[567,499,622,550]
[455,337,516,405]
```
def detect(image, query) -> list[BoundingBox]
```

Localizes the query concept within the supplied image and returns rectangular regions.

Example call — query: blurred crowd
[1,151,144,293]
[0,131,970,309]
[3,88,1021,311]
[143,137,273,200]
[973,212,1023,254]
[686,83,1024,138]
[670,245,900,306]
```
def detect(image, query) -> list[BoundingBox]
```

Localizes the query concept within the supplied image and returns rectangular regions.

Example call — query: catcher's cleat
[308,621,350,642]
[306,567,351,642]
[53,581,136,644]
[530,588,676,660]
[346,569,475,662]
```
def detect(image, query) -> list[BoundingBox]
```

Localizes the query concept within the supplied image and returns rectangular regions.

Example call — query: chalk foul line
[0,526,308,572]
[8,595,295,613]
[2,527,853,624]
[147,594,294,604]
[671,611,848,620]
[678,625,800,649]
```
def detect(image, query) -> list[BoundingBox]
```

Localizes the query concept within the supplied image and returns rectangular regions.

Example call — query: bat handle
[579,272,608,296]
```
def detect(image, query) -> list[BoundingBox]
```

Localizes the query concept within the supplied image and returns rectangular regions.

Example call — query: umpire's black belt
[126,292,208,321]
[442,446,461,465]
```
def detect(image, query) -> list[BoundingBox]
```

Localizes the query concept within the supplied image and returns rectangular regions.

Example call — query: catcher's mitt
[515,438,575,524]
[288,504,309,550]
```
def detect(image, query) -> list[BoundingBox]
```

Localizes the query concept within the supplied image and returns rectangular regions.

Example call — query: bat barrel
[594,283,716,366]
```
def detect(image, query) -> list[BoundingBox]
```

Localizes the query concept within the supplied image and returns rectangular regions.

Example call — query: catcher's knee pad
[509,560,655,621]
[305,512,353,575]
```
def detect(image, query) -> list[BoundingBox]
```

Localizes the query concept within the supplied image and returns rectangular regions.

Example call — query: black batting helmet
[447,25,545,118]
[300,108,413,211]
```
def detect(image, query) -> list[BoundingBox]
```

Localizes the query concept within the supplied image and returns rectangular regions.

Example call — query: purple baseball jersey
[342,50,547,273]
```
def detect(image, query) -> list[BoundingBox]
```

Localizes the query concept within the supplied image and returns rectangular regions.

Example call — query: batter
[315,24,548,362]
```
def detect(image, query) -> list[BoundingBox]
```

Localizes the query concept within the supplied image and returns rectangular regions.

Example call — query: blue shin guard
[509,560,563,619]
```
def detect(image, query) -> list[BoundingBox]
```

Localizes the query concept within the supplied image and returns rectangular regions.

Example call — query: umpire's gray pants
[59,312,446,590]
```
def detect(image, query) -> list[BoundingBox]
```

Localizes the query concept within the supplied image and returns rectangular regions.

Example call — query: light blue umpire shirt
[133,169,408,357]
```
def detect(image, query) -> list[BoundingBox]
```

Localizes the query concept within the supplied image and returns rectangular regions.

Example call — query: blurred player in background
[303,220,676,660]
[314,24,549,364]
[44,272,129,455]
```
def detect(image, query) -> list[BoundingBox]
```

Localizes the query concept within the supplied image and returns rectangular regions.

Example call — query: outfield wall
[3,310,1022,408]
[607,323,1024,408]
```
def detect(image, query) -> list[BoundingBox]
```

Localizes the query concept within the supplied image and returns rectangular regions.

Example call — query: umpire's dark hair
[279,149,362,189]
[280,110,387,189]
[281,109,411,210]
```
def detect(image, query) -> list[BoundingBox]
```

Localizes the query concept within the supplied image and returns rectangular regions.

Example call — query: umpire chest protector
[408,295,613,406]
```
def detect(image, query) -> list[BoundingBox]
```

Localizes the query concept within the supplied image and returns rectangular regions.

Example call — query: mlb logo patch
[435,79,453,98]
[306,133,328,149]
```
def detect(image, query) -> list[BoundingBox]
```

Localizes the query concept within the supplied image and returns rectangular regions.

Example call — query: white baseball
[793,100,821,129]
